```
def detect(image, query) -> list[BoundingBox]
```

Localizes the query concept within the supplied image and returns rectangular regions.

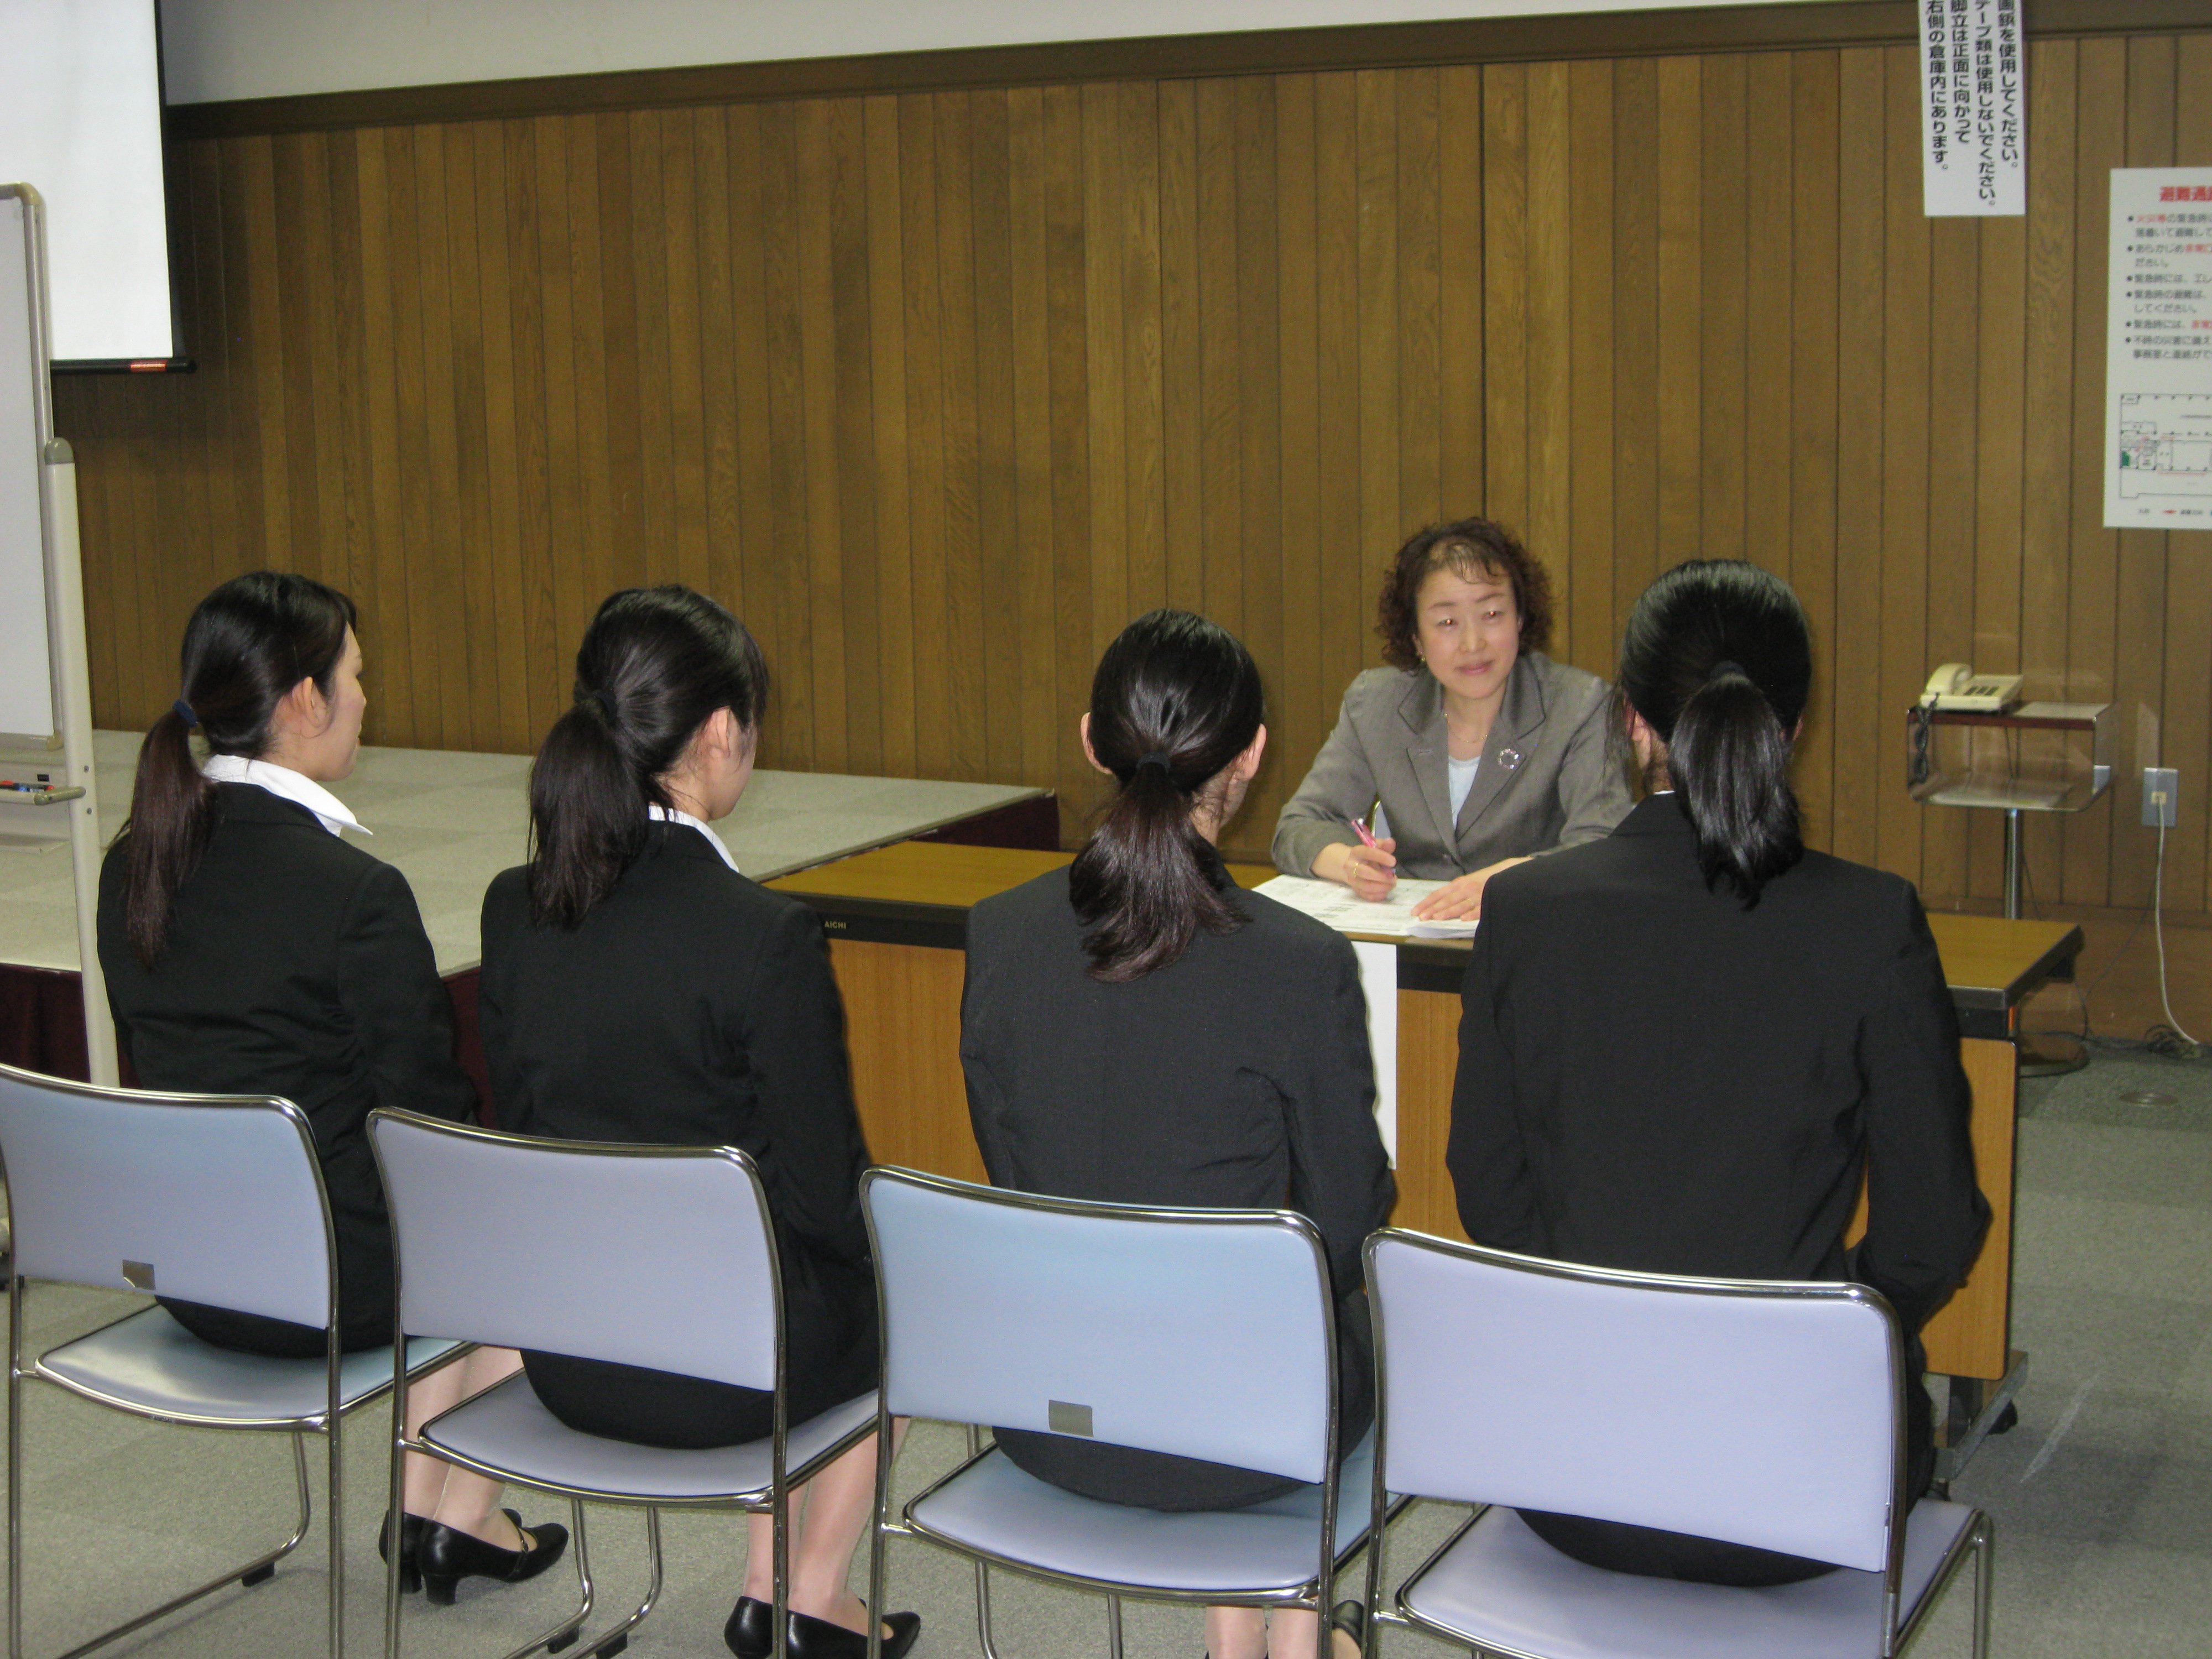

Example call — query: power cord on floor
[2149,822,2203,1057]
[2019,820,2205,1060]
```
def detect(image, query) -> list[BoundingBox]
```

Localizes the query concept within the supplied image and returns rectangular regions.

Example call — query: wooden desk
[771,844,2081,1385]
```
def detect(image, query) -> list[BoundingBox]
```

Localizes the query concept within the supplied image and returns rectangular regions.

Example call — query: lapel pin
[1497,747,1522,772]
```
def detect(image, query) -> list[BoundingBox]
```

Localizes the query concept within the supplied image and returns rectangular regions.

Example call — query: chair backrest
[0,1061,333,1329]
[369,1108,780,1391]
[863,1167,1336,1484]
[1366,1230,1901,1573]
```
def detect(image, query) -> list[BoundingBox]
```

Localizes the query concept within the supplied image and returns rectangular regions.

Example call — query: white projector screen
[0,0,173,365]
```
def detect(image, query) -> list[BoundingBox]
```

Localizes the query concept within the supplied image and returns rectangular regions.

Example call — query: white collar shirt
[648,802,741,874]
[201,754,370,839]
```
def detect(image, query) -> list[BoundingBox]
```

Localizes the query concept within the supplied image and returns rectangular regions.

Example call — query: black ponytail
[120,572,357,967]
[526,586,768,928]
[1616,561,1810,906]
[1067,609,1264,981]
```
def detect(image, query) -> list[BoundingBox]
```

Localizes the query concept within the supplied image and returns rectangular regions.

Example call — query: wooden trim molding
[166,0,2208,139]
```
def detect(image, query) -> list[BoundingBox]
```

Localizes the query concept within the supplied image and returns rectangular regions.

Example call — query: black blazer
[960,863,1395,1297]
[96,783,477,1318]
[1448,794,1989,1336]
[477,824,874,1292]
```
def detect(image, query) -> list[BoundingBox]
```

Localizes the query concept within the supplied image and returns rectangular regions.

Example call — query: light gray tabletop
[0,732,1046,977]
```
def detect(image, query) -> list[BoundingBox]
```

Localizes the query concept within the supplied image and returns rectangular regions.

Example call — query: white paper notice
[2105,169,2212,530]
[1920,0,2024,217]
[1349,939,1399,1165]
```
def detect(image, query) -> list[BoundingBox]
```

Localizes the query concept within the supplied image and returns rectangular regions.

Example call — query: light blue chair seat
[1401,1499,1981,1659]
[40,1307,460,1427]
[0,1061,458,1659]
[370,1109,883,1659]
[862,1167,1385,1659]
[418,1374,877,1504]
[1362,1229,1992,1659]
[908,1429,1377,1595]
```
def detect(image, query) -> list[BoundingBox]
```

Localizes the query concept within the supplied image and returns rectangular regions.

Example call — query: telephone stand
[1909,702,2114,1078]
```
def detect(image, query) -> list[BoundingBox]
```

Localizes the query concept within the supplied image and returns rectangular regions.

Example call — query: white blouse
[201,754,369,839]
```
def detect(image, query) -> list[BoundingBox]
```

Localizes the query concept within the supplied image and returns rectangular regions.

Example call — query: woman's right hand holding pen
[1312,833,1397,902]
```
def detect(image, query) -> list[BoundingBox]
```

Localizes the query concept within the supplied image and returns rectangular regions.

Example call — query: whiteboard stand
[44,440,113,1083]
[4,185,114,1084]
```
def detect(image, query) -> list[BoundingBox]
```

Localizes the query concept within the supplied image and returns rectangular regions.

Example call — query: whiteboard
[0,190,54,742]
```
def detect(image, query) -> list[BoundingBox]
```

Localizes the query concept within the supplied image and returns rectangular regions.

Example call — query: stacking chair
[368,1108,879,1659]
[860,1166,1392,1659]
[1361,1228,1992,1659]
[0,1060,461,1659]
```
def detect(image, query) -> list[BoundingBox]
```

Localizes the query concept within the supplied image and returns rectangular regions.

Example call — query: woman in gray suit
[1272,518,1631,921]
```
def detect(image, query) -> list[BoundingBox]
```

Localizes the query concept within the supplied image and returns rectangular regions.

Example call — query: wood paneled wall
[55,24,2212,925]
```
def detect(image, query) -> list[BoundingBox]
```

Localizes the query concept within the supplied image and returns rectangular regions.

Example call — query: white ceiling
[158,0,1852,105]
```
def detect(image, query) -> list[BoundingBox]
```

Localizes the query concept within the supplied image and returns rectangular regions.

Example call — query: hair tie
[1135,752,1173,775]
[1707,659,1749,685]
[581,687,617,722]
[172,697,199,729]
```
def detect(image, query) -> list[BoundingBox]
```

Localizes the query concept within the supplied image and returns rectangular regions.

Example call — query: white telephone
[1921,663,2022,714]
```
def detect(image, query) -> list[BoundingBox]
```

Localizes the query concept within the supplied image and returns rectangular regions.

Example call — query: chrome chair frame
[370,1109,879,1659]
[1360,1228,1993,1659]
[862,1167,1394,1659]
[0,1061,462,1659]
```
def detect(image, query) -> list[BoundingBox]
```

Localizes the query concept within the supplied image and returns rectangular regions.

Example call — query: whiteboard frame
[1,183,116,1084]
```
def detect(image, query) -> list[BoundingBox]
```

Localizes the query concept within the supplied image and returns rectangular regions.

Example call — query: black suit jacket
[97,784,477,1319]
[1448,794,1989,1336]
[477,824,874,1296]
[960,863,1395,1297]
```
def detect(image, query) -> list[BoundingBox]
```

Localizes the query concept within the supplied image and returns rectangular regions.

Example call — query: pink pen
[1348,815,1381,849]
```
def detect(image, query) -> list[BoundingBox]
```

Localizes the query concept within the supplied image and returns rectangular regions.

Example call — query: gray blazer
[1271,653,1633,882]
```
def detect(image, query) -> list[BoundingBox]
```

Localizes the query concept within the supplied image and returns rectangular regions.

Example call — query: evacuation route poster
[2107,169,2212,530]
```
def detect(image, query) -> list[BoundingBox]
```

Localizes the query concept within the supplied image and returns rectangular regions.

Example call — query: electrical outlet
[2143,766,2179,828]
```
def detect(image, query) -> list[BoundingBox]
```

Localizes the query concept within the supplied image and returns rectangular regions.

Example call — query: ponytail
[526,587,768,929]
[122,709,220,967]
[525,700,651,928]
[119,572,357,966]
[1616,561,1811,908]
[1667,666,1802,904]
[1068,610,1263,982]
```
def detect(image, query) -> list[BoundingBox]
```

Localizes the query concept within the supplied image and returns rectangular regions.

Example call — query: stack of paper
[1252,874,1480,939]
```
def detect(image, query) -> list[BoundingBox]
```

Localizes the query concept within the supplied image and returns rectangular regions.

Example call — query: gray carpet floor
[2,1043,2205,1657]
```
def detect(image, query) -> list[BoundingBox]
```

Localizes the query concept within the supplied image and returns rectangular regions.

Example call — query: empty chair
[1362,1228,1991,1659]
[0,1061,458,1659]
[862,1167,1392,1659]
[368,1107,880,1659]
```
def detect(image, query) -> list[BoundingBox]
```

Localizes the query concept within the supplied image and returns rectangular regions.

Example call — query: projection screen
[0,0,174,366]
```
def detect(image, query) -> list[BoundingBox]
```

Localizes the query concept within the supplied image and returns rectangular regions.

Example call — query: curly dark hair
[1375,517,1555,671]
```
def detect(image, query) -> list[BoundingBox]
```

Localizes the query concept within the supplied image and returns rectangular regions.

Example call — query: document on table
[1251,874,1481,939]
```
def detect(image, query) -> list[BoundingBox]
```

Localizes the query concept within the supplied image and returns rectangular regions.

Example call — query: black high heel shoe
[1330,1598,1369,1656]
[724,1598,772,1658]
[418,1507,570,1606]
[378,1512,428,1594]
[723,1597,920,1659]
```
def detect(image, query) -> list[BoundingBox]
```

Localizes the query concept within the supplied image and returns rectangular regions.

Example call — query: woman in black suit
[97,572,566,1604]
[961,610,1394,1659]
[477,586,915,1659]
[1448,559,1990,1587]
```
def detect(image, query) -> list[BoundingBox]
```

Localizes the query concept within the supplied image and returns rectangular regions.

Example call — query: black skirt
[993,1292,1376,1513]
[1516,1349,1939,1587]
[159,1228,397,1357]
[521,1257,879,1451]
